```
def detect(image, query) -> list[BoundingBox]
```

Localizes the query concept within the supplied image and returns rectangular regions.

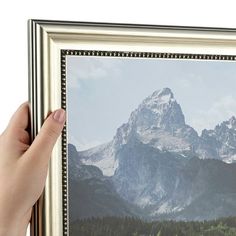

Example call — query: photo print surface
[67,54,236,236]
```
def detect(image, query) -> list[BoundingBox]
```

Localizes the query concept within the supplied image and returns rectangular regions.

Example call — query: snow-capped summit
[113,87,198,154]
[126,87,186,134]
[77,88,236,177]
[70,88,236,222]
[79,88,193,176]
[142,88,175,108]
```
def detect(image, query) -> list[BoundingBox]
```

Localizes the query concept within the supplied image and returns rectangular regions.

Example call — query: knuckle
[19,130,30,144]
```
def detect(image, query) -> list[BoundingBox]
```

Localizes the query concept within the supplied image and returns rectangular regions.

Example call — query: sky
[67,55,236,151]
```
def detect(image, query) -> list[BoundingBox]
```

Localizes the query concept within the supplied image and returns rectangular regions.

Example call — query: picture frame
[28,19,236,236]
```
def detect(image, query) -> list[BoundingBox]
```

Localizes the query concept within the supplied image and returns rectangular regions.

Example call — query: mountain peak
[145,88,175,106]
[140,88,181,119]
[214,116,236,131]
[127,88,185,130]
[112,88,190,154]
[154,87,174,97]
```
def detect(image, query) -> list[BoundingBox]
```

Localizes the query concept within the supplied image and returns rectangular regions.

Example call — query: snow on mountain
[78,88,236,176]
[152,201,185,215]
[113,87,198,156]
[78,141,118,176]
[79,88,195,176]
[71,88,236,221]
[199,116,236,162]
[82,154,118,177]
[129,88,186,131]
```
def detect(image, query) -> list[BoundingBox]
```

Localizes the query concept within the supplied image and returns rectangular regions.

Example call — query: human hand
[0,102,66,236]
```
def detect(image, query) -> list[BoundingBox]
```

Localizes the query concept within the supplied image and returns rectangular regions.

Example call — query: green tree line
[70,216,236,236]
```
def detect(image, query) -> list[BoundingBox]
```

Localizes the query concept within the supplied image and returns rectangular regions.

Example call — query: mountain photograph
[67,57,236,235]
[69,88,236,235]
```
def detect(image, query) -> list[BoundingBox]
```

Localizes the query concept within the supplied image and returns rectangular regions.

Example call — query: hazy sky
[67,56,236,151]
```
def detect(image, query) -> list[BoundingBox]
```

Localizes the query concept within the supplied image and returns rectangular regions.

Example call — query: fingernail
[53,109,66,123]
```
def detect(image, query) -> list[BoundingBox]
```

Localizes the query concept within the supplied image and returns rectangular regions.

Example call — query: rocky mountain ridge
[69,88,236,222]
[79,88,236,176]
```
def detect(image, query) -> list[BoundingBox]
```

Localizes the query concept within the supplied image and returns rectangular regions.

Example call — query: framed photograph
[28,20,236,236]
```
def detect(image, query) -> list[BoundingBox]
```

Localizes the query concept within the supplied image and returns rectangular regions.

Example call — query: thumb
[24,109,66,165]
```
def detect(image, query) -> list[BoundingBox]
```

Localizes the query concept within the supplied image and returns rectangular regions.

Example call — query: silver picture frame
[28,19,236,236]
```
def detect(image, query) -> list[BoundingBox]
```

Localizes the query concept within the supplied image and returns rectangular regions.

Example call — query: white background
[0,0,236,235]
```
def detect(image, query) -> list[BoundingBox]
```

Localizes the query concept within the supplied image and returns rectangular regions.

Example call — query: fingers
[1,102,30,156]
[24,109,66,166]
[6,102,29,133]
